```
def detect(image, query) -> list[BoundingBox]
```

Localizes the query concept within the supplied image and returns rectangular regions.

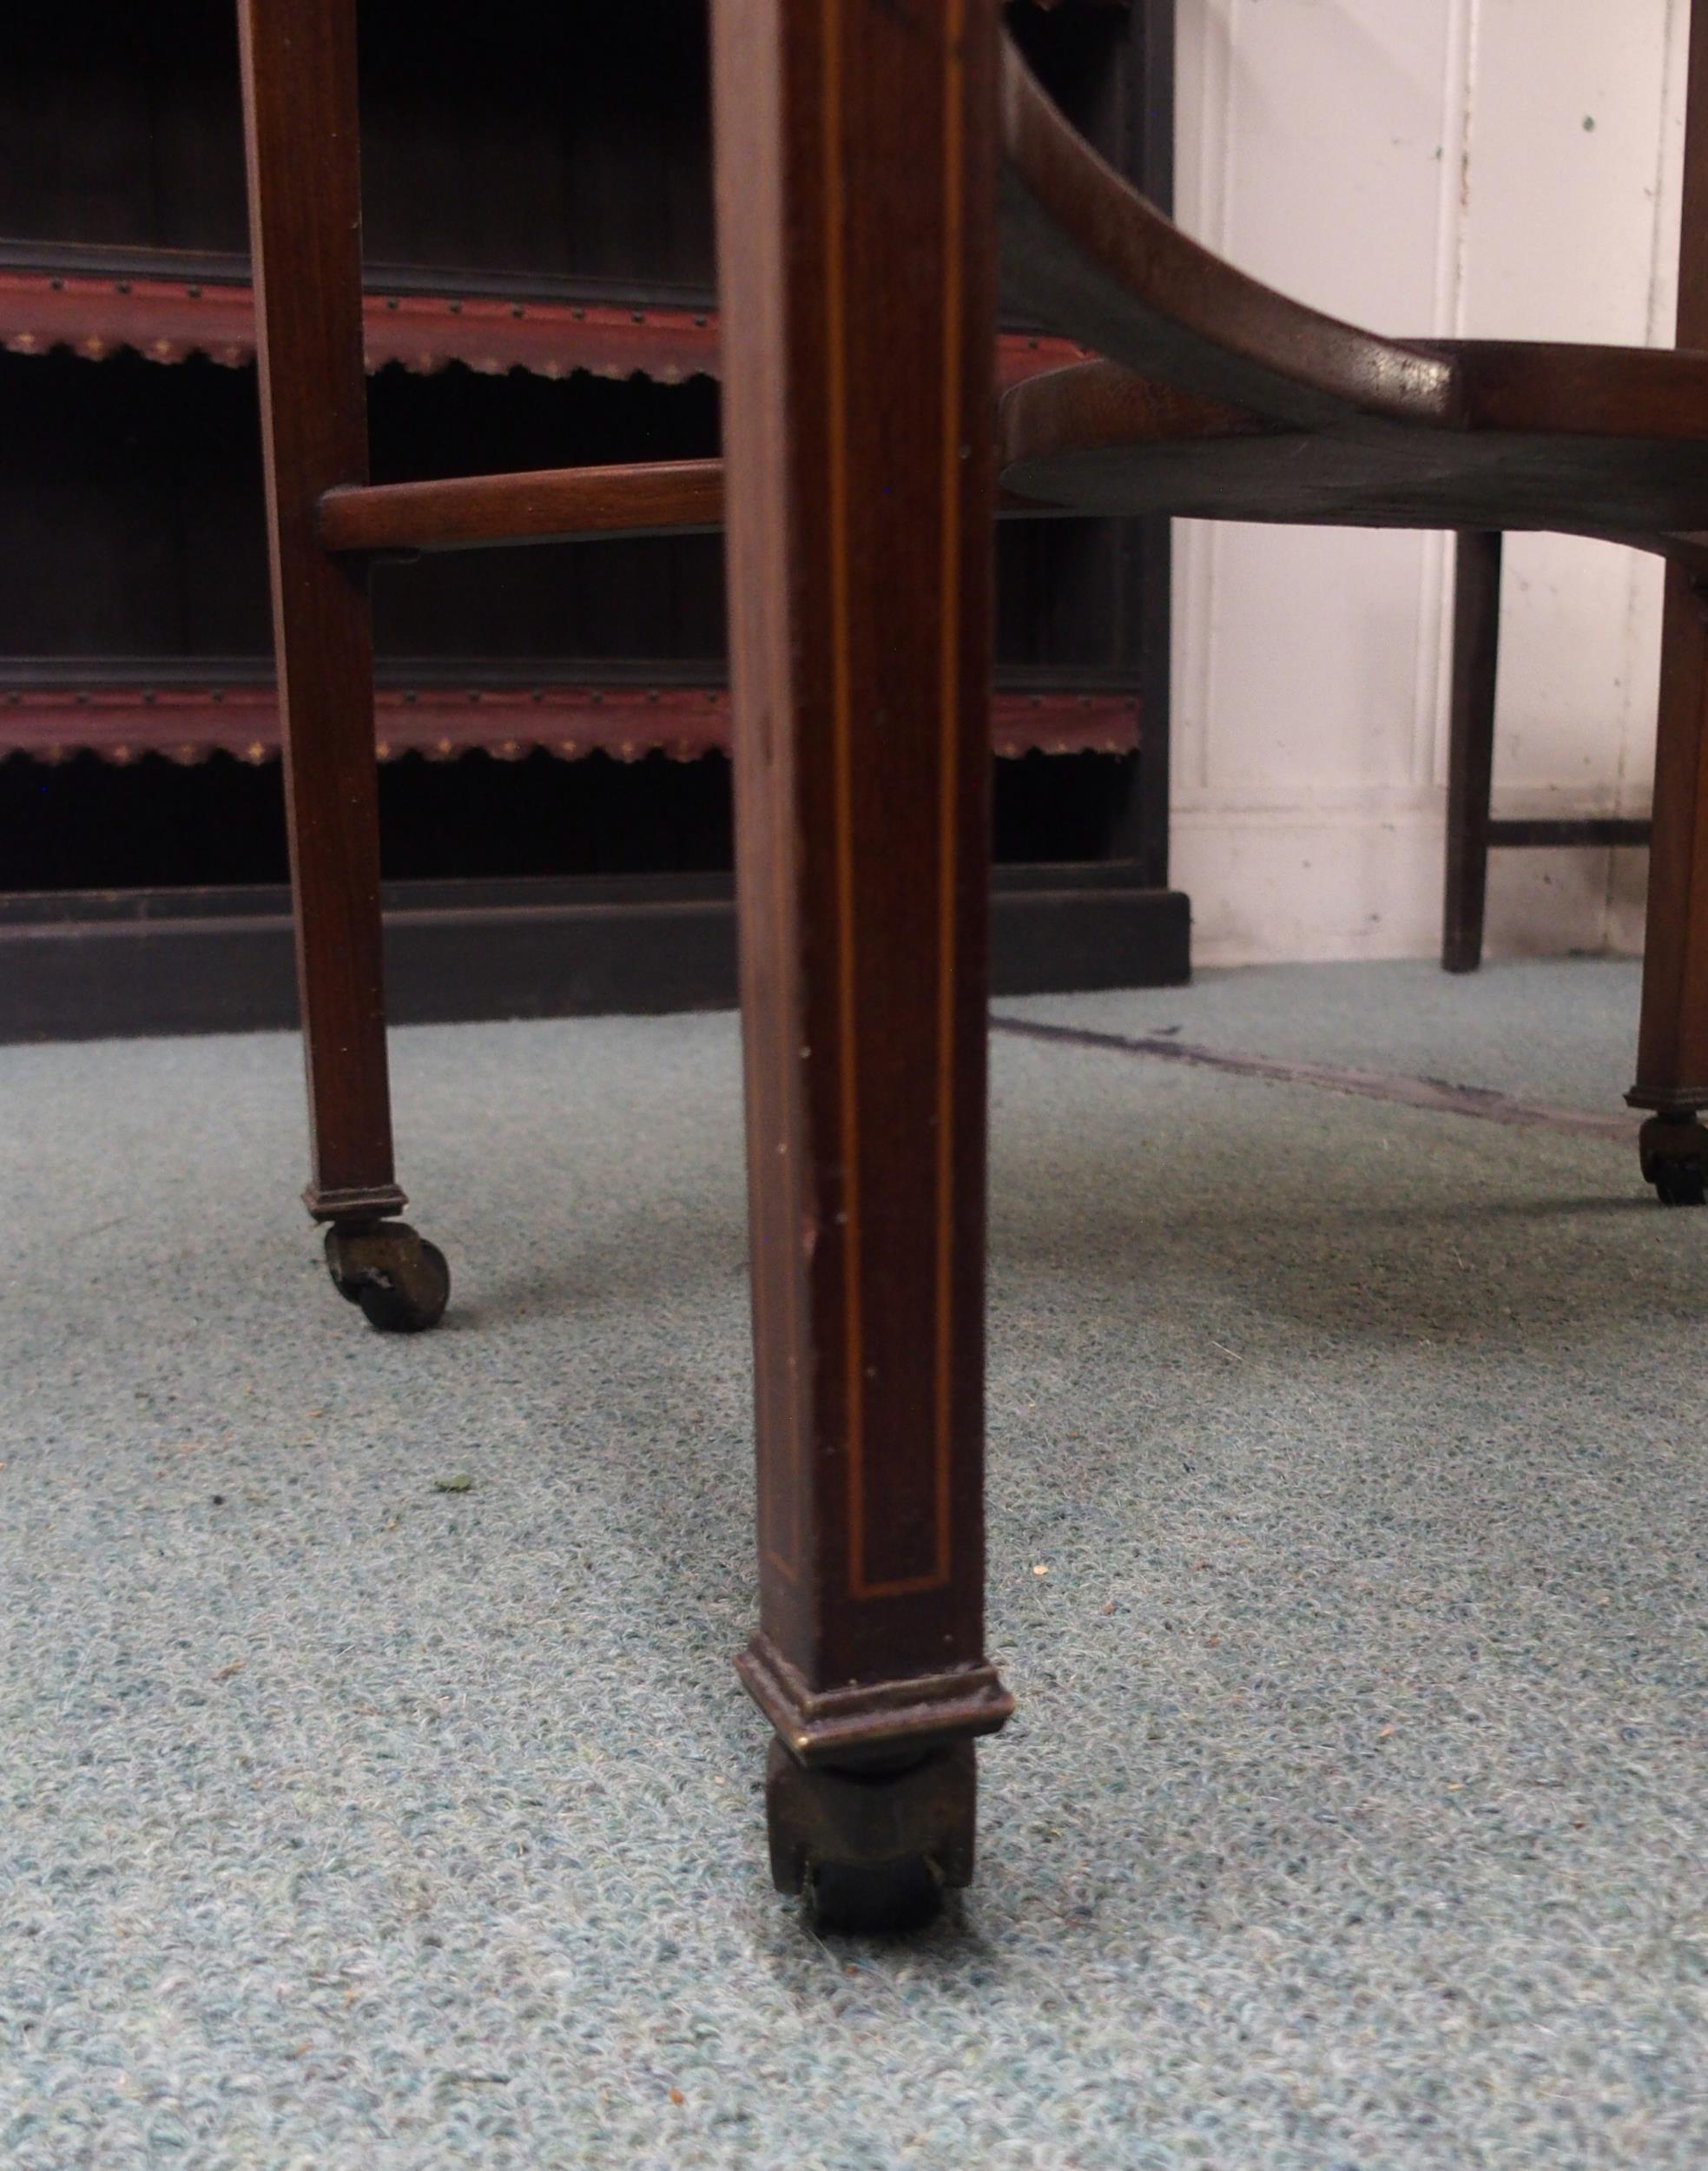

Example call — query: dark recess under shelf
[0,869,1190,1044]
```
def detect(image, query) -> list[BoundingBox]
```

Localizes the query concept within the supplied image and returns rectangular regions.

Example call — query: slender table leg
[237,0,447,1327]
[1442,531,1502,974]
[1630,564,1708,1205]
[712,0,1013,1927]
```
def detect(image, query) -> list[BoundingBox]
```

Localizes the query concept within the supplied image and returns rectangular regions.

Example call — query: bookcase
[0,0,1187,1038]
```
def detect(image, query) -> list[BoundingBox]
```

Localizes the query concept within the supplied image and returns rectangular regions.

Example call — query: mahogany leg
[712,0,1012,1925]
[1442,531,1502,973]
[237,0,447,1326]
[1630,565,1708,1206]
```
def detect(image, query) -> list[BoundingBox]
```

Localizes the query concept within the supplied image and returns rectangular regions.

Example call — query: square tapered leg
[712,0,1012,1924]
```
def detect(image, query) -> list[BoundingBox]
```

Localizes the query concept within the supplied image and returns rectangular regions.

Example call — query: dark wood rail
[1487,817,1652,849]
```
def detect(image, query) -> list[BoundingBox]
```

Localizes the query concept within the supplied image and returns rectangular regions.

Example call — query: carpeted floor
[3,958,1706,2169]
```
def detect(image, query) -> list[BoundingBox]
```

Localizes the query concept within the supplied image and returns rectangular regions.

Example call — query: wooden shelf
[0,0,1181,1002]
[0,660,1139,766]
[0,245,1091,387]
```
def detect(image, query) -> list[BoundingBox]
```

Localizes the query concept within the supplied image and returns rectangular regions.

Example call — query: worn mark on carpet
[991,1013,1635,1140]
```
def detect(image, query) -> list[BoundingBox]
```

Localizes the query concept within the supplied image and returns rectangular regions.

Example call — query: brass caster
[764,1738,976,1933]
[1638,1116,1708,1209]
[324,1220,451,1332]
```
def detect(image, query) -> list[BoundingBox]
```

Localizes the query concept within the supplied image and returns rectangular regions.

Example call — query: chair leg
[712,0,1012,1927]
[1442,531,1503,973]
[1630,564,1708,1206]
[237,0,447,1328]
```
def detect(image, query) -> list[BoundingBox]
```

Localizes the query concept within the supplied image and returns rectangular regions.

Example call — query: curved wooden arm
[998,34,1460,433]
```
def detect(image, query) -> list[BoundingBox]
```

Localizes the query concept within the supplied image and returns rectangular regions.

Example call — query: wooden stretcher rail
[319,460,725,553]
[1486,816,1652,848]
[319,462,1072,556]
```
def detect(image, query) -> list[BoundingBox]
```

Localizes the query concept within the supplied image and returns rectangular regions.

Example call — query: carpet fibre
[3,958,1707,2169]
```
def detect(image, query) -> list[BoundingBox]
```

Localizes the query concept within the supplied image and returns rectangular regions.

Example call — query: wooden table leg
[713,0,1013,1926]
[1629,0,1708,1206]
[1442,531,1502,973]
[1630,564,1708,1205]
[238,0,447,1328]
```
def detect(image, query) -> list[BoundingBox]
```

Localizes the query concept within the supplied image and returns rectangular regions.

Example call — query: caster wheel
[1653,1159,1707,1208]
[323,1221,451,1332]
[1638,1116,1708,1209]
[327,1237,366,1303]
[763,1738,975,1932]
[808,1855,943,1935]
[356,1240,450,1332]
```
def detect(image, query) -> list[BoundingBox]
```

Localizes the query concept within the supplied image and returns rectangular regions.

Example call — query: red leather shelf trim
[0,267,1089,388]
[0,683,1138,765]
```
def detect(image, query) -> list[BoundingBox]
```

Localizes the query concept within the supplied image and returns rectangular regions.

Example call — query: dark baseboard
[0,868,1190,1043]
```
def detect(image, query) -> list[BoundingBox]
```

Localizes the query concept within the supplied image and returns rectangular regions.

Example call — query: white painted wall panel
[1168,0,1690,966]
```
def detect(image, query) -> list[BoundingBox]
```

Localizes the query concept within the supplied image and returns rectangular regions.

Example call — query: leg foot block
[765,1738,976,1930]
[1638,1115,1708,1208]
[324,1220,451,1331]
